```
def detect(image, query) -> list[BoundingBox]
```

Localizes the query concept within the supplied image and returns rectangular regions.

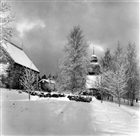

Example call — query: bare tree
[0,0,15,42]
[58,26,89,94]
[106,44,128,106]
[103,69,127,107]
[20,68,37,101]
[98,44,128,107]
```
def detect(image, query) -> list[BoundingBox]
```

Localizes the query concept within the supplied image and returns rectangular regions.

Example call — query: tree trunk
[123,98,125,103]
[101,94,103,103]
[29,92,30,101]
[130,99,134,106]
[127,99,129,105]
[111,96,113,102]
[118,97,121,107]
[107,95,109,101]
[129,91,134,106]
[127,99,130,105]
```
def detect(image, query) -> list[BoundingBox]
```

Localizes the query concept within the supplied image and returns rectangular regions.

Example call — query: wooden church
[0,41,40,89]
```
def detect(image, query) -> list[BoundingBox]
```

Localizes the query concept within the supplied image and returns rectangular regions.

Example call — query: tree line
[97,42,140,106]
[57,26,140,107]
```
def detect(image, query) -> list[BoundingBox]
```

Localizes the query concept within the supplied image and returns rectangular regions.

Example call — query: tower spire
[93,46,95,55]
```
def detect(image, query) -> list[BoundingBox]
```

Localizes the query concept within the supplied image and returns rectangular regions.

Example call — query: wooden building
[0,41,40,89]
[39,78,56,92]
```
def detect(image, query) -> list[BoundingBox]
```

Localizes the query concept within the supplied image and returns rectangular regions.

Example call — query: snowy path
[1,89,140,135]
[90,99,139,135]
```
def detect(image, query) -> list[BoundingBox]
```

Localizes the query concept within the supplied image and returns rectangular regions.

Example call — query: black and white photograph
[0,0,139,135]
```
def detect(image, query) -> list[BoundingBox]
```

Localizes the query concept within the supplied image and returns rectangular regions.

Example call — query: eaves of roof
[1,41,40,73]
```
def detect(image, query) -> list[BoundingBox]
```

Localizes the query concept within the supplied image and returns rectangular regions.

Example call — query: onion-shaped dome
[91,54,98,63]
[88,54,100,75]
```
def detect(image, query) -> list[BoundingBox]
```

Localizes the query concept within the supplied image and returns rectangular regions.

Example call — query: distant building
[88,54,100,75]
[39,78,56,92]
[0,41,40,89]
[86,48,101,92]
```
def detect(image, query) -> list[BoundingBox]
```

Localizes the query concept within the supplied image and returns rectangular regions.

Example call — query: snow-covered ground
[0,88,140,135]
[90,99,139,136]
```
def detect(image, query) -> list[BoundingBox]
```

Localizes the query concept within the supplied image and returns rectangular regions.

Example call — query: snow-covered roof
[91,54,97,58]
[1,41,39,73]
[39,79,55,84]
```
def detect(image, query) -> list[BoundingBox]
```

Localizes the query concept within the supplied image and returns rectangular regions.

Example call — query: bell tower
[86,45,101,90]
[88,46,100,75]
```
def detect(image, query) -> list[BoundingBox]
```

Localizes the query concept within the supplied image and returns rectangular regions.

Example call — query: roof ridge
[4,39,23,50]
[9,41,23,50]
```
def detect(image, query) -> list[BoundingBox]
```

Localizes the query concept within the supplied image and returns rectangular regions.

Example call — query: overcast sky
[9,0,139,76]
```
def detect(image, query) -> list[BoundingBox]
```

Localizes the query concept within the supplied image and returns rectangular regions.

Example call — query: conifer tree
[42,74,47,79]
[94,49,112,102]
[126,43,140,106]
[100,48,113,72]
